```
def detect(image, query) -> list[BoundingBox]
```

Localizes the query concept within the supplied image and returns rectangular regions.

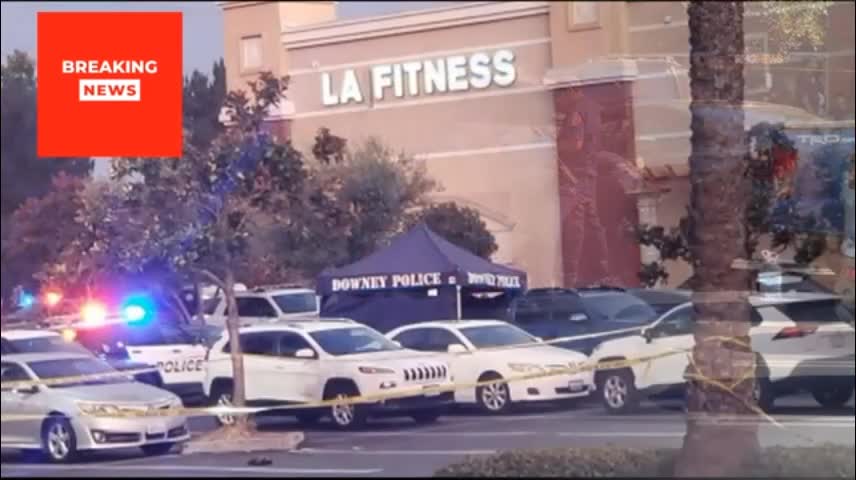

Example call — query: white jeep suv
[591,292,855,414]
[204,318,454,430]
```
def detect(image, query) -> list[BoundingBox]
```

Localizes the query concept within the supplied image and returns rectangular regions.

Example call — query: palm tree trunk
[674,2,759,477]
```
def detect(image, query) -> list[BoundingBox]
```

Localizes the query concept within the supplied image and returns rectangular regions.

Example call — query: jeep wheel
[211,383,236,427]
[326,387,368,431]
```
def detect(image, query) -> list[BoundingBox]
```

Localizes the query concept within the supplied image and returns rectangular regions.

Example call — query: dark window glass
[235,298,278,318]
[278,332,313,358]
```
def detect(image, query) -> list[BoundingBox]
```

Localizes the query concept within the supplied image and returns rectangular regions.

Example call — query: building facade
[219,1,855,291]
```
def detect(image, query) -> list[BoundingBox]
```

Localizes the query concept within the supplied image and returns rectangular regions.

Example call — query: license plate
[568,380,584,392]
[829,336,846,348]
[423,385,442,397]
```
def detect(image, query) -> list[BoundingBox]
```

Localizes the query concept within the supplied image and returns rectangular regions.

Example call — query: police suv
[1,328,164,389]
[203,285,320,327]
[48,317,208,404]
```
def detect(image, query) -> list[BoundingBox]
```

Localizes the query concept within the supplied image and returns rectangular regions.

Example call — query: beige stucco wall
[220,1,854,290]
[283,7,563,287]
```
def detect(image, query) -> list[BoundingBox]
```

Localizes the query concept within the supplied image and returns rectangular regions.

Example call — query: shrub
[435,445,855,478]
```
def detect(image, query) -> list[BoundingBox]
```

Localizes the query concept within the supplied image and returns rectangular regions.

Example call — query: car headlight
[508,363,544,373]
[77,402,120,416]
[358,366,396,374]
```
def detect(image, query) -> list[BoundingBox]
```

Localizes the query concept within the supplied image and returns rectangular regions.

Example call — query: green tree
[36,73,304,437]
[410,202,498,259]
[276,131,436,280]
[1,51,92,297]
[183,59,227,149]
[637,123,831,287]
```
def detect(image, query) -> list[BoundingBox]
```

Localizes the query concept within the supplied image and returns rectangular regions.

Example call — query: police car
[1,328,165,389]
[47,316,209,404]
[203,285,320,327]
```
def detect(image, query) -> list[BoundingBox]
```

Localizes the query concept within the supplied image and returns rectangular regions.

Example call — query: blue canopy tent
[317,223,528,332]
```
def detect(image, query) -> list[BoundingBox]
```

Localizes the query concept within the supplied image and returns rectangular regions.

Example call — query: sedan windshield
[273,293,318,314]
[310,327,401,356]
[459,324,537,349]
[8,336,91,355]
[27,358,131,387]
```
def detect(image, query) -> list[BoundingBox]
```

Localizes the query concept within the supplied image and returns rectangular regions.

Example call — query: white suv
[203,287,319,327]
[591,292,855,414]
[204,318,454,430]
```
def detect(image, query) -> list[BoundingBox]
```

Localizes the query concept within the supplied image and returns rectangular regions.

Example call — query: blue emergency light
[121,295,155,324]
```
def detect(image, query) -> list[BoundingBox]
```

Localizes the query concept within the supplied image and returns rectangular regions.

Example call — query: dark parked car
[508,287,666,355]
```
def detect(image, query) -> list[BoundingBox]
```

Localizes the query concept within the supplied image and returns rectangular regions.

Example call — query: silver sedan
[1,352,190,463]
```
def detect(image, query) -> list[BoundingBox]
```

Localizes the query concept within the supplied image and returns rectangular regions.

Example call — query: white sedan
[387,320,594,414]
[1,353,189,463]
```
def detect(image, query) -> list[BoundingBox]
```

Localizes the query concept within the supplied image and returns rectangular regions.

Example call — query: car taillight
[773,325,818,340]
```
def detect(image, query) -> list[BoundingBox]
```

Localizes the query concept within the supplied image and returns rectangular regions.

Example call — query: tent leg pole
[456,285,462,320]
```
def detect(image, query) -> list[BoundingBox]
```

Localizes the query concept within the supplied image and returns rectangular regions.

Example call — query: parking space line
[344,431,535,437]
[295,448,497,456]
[558,432,685,438]
[3,464,384,475]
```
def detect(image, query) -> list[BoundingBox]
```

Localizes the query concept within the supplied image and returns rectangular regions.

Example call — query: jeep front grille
[403,365,448,382]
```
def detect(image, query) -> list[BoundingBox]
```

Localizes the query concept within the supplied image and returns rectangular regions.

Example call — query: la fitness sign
[321,49,517,107]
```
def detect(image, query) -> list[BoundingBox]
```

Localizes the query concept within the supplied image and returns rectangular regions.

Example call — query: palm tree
[673,2,760,476]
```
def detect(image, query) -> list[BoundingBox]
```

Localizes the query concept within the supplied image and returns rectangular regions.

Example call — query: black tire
[476,373,513,415]
[210,381,237,427]
[141,443,175,457]
[411,411,441,424]
[752,356,775,413]
[296,412,324,426]
[597,369,639,415]
[41,416,78,464]
[325,384,369,431]
[812,382,855,409]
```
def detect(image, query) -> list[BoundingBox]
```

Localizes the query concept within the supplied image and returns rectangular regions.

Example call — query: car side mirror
[294,348,317,359]
[392,341,402,348]
[447,344,468,354]
[534,337,544,343]
[11,385,39,395]
[642,329,654,343]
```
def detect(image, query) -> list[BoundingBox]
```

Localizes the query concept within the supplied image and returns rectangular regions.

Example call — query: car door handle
[130,349,143,354]
[171,349,183,354]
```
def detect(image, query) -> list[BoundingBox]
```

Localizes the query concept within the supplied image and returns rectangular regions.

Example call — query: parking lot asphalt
[3,394,854,478]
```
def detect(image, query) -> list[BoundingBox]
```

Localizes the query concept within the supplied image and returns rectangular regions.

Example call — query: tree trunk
[674,2,759,477]
[223,267,250,432]
[194,279,206,326]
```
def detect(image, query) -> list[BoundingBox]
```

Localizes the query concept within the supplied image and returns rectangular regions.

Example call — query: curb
[182,431,305,455]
